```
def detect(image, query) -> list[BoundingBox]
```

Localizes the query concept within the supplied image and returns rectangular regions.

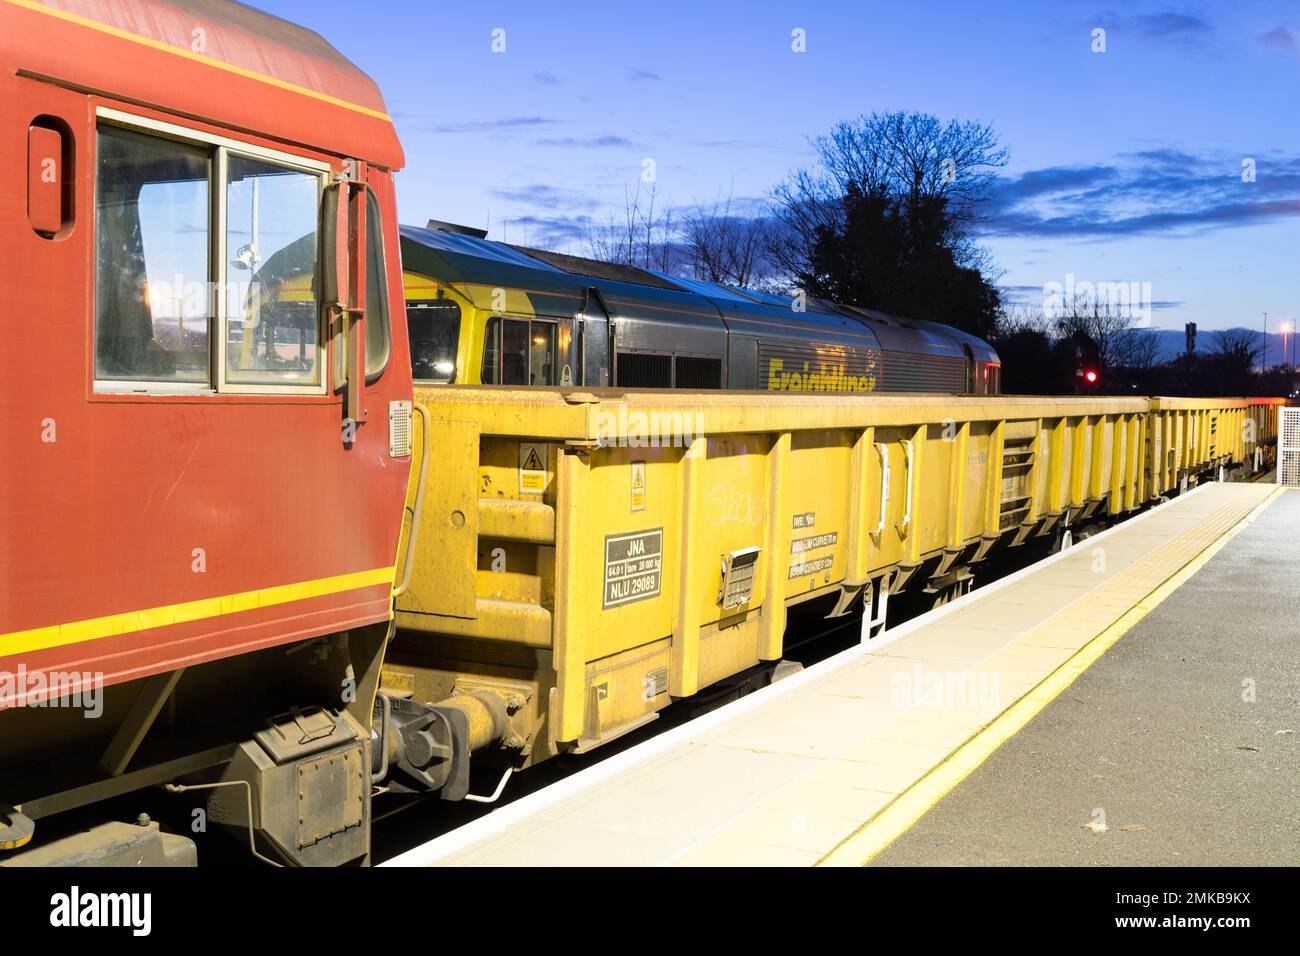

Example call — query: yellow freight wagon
[385,389,1283,781]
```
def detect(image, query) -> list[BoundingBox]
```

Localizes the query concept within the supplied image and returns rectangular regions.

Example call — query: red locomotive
[1,0,413,865]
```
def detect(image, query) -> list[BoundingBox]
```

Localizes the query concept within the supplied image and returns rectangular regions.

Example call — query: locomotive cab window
[93,109,331,394]
[94,125,211,383]
[363,188,391,380]
[224,155,320,386]
[481,317,557,385]
[408,298,461,382]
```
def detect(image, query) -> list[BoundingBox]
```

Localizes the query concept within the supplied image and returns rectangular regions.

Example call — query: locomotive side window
[407,299,460,383]
[364,188,391,379]
[480,317,557,385]
[481,318,501,384]
[94,126,211,383]
[93,110,332,394]
[529,323,556,385]
[501,318,529,385]
[224,155,320,386]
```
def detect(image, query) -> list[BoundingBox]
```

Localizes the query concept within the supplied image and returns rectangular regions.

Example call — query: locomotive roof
[1,0,402,168]
[399,224,588,315]
[512,247,685,293]
[660,274,879,346]
[832,304,970,360]
[399,224,999,361]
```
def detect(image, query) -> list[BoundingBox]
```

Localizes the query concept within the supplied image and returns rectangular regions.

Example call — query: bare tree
[1210,329,1261,369]
[819,112,1008,222]
[585,181,679,272]
[996,302,1053,337]
[1110,327,1162,370]
[1052,294,1140,371]
[767,167,841,286]
[769,110,1009,282]
[680,193,772,288]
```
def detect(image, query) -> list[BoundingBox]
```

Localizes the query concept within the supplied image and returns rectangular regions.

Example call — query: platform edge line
[815,485,1285,868]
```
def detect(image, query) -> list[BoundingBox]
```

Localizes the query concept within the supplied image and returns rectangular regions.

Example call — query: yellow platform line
[1,566,396,657]
[817,485,1286,867]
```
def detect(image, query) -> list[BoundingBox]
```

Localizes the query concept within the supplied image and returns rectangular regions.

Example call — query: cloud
[1259,25,1299,53]
[1091,10,1213,46]
[535,135,633,148]
[1086,9,1216,49]
[425,116,558,134]
[497,214,595,247]
[997,165,1119,200]
[626,68,662,82]
[1133,11,1211,41]
[489,184,602,212]
[532,70,561,86]
[981,150,1300,240]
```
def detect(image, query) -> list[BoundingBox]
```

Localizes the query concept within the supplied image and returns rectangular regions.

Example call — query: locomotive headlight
[434,361,454,375]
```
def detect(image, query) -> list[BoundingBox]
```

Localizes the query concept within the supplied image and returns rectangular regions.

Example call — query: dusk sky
[268,0,1299,335]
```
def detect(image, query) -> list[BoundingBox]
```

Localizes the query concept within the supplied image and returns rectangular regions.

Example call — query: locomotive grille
[674,355,722,389]
[389,400,413,458]
[881,351,967,392]
[1279,407,1300,486]
[617,352,673,388]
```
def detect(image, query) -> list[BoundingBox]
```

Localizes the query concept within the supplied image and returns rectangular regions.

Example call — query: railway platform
[384,480,1290,867]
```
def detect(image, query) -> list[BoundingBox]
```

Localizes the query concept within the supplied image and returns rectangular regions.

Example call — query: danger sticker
[630,461,646,512]
[519,442,549,495]
[603,528,663,609]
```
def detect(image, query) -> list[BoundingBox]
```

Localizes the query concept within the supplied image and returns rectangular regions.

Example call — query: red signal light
[1084,369,1098,384]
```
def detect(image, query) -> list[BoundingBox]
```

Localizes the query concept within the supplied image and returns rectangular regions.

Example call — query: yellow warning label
[631,461,646,512]
[519,442,549,495]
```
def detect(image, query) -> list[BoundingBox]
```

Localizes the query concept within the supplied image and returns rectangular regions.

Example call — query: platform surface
[869,486,1299,866]
[385,481,1286,867]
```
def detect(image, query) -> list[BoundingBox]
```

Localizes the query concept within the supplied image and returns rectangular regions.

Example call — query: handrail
[873,442,891,535]
[899,439,915,535]
[392,401,432,599]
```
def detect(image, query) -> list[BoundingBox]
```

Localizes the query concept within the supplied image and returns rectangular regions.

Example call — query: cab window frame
[407,297,461,384]
[92,106,332,397]
[362,186,391,383]
[481,315,558,386]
